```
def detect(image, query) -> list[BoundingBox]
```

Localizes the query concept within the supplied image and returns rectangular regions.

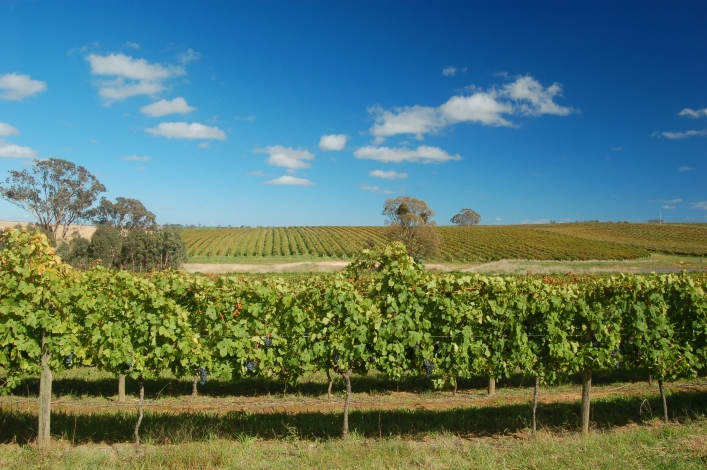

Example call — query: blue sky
[0,0,705,226]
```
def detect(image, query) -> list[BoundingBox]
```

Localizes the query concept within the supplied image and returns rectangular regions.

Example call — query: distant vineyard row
[177,222,707,262]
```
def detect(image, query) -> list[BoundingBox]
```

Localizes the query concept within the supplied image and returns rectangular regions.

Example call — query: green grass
[1,420,706,469]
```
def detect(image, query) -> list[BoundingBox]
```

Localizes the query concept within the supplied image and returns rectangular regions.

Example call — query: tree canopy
[0,158,105,241]
[451,208,481,226]
[92,197,157,233]
[382,196,441,261]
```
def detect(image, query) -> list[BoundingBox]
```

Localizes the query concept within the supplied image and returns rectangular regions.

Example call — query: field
[1,368,707,469]
[178,222,707,263]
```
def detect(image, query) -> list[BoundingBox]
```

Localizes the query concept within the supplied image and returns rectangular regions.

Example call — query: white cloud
[140,97,196,117]
[0,139,36,158]
[662,205,675,209]
[124,41,140,50]
[146,122,226,140]
[440,91,513,126]
[286,168,297,175]
[369,105,446,142]
[369,169,408,179]
[0,122,20,137]
[442,66,457,76]
[361,185,393,194]
[87,53,183,81]
[180,49,202,64]
[257,145,315,169]
[124,155,149,161]
[354,145,461,164]
[692,202,707,210]
[97,78,164,101]
[611,146,623,151]
[235,115,256,121]
[501,76,575,116]
[198,142,210,149]
[655,129,707,139]
[678,108,707,118]
[246,170,270,176]
[678,166,695,172]
[264,175,315,186]
[318,134,348,151]
[0,73,47,100]
[86,53,185,103]
[369,75,575,141]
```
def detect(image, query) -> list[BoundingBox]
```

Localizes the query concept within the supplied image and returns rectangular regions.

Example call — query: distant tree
[89,225,123,268]
[382,196,441,261]
[0,158,106,241]
[56,234,91,269]
[450,208,481,226]
[92,197,157,233]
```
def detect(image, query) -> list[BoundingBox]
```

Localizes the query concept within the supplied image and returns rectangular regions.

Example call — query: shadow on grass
[1,390,705,445]
[13,367,657,400]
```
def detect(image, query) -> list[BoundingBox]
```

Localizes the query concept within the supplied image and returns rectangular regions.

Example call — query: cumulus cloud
[440,92,513,126]
[318,134,348,151]
[0,73,47,100]
[246,170,270,176]
[368,75,575,141]
[354,145,461,164]
[611,146,623,151]
[656,199,682,204]
[0,122,20,137]
[692,202,707,210]
[679,166,695,172]
[146,122,226,140]
[124,41,140,49]
[663,205,675,209]
[140,97,196,117]
[86,53,185,103]
[257,145,315,169]
[501,76,575,116]
[124,155,149,161]
[442,66,457,76]
[369,105,447,143]
[654,129,707,139]
[369,169,408,179]
[0,139,36,158]
[678,108,707,118]
[264,175,315,186]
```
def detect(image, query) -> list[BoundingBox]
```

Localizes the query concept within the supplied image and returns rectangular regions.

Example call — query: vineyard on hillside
[178,222,707,262]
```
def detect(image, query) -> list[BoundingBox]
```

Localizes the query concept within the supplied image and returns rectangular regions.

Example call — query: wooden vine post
[532,376,540,434]
[134,378,144,453]
[581,369,592,435]
[118,374,126,402]
[38,332,52,450]
[488,376,496,395]
[342,369,352,439]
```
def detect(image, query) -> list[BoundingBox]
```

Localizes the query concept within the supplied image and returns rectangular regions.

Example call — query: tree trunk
[581,369,592,435]
[648,375,653,387]
[326,368,333,400]
[658,379,669,424]
[453,377,458,397]
[134,378,144,453]
[488,376,495,395]
[342,369,352,439]
[118,374,126,402]
[37,342,52,450]
[192,375,198,398]
[532,376,540,434]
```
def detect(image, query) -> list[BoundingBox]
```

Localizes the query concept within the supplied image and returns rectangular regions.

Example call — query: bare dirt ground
[0,220,96,242]
[183,261,350,274]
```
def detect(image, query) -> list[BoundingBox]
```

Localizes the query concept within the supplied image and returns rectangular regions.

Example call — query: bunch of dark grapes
[64,353,74,366]
[246,360,257,376]
[264,337,272,351]
[196,367,208,385]
[121,362,133,372]
[423,358,435,379]
[333,353,340,365]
